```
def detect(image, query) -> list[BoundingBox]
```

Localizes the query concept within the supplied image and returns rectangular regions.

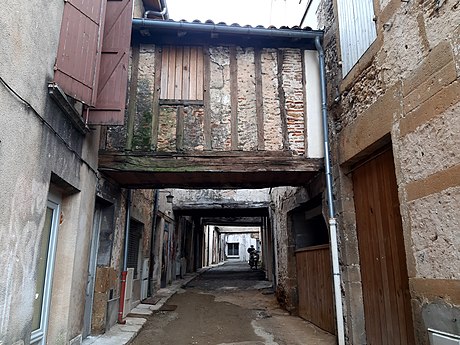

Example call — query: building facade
[316,0,460,344]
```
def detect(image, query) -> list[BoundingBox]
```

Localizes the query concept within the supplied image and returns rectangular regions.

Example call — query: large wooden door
[352,148,414,345]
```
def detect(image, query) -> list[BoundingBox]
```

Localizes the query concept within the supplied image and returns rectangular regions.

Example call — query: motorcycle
[249,250,260,269]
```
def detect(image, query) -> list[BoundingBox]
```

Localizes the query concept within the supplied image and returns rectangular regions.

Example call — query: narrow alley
[131,262,336,345]
[2,0,459,344]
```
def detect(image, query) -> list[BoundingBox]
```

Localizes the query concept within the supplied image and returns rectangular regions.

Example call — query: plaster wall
[0,1,103,344]
[316,0,460,343]
[268,186,310,313]
[224,233,257,262]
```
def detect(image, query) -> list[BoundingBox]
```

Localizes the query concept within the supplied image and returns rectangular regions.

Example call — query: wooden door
[352,148,414,345]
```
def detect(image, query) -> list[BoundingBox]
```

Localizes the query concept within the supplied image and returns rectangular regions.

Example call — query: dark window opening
[227,243,239,256]
[289,195,329,250]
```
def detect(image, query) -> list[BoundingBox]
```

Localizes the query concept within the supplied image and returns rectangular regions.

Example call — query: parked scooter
[249,250,260,269]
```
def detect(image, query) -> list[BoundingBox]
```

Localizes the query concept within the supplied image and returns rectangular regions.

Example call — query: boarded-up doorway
[352,148,414,344]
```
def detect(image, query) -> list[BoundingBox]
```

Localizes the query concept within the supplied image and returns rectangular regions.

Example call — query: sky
[166,0,320,28]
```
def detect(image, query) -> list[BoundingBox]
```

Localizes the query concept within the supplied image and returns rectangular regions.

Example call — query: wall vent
[429,329,460,345]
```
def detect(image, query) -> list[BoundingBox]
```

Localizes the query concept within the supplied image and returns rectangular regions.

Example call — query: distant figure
[247,245,255,254]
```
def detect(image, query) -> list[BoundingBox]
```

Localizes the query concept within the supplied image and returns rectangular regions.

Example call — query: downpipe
[118,190,132,324]
[315,36,345,345]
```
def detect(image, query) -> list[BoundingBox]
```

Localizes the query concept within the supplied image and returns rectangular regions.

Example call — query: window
[160,46,204,102]
[337,0,377,76]
[227,243,239,256]
[31,197,60,345]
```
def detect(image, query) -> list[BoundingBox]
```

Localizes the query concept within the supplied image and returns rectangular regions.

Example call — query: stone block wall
[316,0,460,343]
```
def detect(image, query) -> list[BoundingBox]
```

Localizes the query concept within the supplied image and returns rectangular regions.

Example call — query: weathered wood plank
[353,149,415,345]
[160,46,169,99]
[189,47,197,100]
[296,246,335,334]
[167,46,176,99]
[254,48,264,150]
[196,46,204,101]
[203,46,211,149]
[230,46,238,150]
[99,151,323,172]
[126,44,140,150]
[174,47,183,100]
[277,50,289,150]
[151,45,162,150]
[182,46,190,100]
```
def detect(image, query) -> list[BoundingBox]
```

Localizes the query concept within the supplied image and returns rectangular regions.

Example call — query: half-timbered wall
[104,44,319,158]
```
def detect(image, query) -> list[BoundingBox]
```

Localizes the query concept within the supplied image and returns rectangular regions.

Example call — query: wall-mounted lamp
[157,190,174,204]
[166,193,174,204]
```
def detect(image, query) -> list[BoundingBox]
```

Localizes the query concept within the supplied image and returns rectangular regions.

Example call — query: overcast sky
[166,0,317,28]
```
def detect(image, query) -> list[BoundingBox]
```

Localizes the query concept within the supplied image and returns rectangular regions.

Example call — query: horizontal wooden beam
[98,151,323,188]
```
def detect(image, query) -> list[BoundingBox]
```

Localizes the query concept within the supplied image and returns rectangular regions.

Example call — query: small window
[227,243,239,256]
[337,0,377,76]
[160,46,204,102]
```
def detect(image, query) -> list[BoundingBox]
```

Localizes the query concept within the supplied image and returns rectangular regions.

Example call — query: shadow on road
[187,261,268,291]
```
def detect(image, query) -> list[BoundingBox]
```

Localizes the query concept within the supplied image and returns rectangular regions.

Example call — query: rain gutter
[315,36,345,345]
[132,18,324,42]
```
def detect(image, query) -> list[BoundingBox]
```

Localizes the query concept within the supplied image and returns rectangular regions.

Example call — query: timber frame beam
[99,151,323,188]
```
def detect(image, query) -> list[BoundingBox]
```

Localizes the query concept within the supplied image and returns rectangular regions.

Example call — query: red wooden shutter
[54,0,106,106]
[87,0,133,125]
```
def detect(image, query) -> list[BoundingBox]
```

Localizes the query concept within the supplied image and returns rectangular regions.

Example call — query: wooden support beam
[230,46,238,150]
[277,50,289,150]
[254,48,264,150]
[99,151,322,173]
[203,46,211,150]
[126,44,140,150]
[176,106,184,151]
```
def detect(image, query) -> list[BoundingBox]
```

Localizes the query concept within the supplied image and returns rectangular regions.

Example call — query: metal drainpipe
[144,0,169,19]
[315,36,345,345]
[118,189,132,324]
[144,8,168,19]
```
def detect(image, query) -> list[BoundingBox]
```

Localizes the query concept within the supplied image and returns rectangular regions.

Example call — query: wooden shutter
[337,0,376,76]
[88,0,133,125]
[160,46,204,101]
[54,0,106,106]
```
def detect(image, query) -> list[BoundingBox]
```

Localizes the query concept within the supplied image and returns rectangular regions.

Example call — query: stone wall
[317,0,460,343]
[269,173,324,314]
